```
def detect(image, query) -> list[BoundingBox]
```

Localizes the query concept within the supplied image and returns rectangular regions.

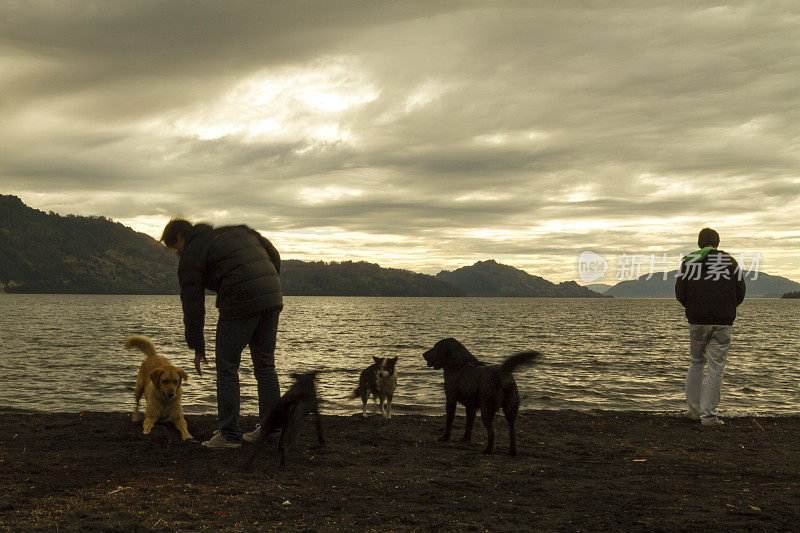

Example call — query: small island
[781,291,800,299]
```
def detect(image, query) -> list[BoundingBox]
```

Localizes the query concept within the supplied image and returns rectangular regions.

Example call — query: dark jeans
[215,306,281,442]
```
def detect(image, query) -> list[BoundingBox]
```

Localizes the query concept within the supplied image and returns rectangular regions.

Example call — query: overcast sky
[2,1,799,282]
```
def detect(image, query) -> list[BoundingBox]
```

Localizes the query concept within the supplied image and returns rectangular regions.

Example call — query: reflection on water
[0,295,798,416]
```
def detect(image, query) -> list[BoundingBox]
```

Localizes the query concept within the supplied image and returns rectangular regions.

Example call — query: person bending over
[161,218,283,448]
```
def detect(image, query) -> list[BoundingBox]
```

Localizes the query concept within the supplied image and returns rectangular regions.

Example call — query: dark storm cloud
[1,1,799,281]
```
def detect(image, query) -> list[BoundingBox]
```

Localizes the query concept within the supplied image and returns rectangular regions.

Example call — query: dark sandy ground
[1,409,799,532]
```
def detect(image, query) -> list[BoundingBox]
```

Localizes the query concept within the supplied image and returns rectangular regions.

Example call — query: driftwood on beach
[1,410,799,531]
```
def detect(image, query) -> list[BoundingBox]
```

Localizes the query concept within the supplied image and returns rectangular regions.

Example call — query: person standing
[675,228,746,426]
[161,218,283,448]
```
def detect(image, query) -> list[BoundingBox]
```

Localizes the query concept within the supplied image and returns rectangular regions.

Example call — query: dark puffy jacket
[178,224,282,352]
[675,249,746,325]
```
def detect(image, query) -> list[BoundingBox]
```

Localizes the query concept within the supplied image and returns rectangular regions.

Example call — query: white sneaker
[243,424,282,444]
[701,418,724,427]
[243,424,264,443]
[202,433,241,448]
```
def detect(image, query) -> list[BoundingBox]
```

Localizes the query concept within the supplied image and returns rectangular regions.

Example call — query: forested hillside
[0,195,178,293]
[1,196,614,297]
[280,259,463,296]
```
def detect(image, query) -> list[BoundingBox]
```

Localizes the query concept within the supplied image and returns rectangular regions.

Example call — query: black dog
[350,356,398,419]
[422,338,541,455]
[246,371,325,468]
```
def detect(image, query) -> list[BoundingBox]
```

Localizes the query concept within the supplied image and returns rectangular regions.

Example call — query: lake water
[0,295,798,417]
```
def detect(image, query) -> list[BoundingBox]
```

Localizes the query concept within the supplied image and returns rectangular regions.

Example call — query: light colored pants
[685,324,731,423]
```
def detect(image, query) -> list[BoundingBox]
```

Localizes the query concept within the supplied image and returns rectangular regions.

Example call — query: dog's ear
[390,357,398,363]
[177,368,189,382]
[448,340,479,363]
[149,367,164,386]
[372,356,381,364]
[290,372,300,381]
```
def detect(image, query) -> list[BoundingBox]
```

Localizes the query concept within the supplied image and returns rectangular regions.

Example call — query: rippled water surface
[0,295,798,416]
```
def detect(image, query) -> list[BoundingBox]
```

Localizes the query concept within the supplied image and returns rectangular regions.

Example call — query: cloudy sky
[2,1,799,282]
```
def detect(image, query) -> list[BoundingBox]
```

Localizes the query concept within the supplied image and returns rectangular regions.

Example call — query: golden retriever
[125,335,193,441]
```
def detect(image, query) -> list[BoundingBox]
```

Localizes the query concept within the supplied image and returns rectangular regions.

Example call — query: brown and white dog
[125,335,193,441]
[350,357,398,419]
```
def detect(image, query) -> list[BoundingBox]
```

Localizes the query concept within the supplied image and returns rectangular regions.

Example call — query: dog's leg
[278,432,287,468]
[461,407,476,443]
[142,403,160,435]
[132,385,143,422]
[481,410,495,454]
[245,441,263,471]
[172,415,194,441]
[439,401,456,442]
[503,393,520,456]
[386,394,392,419]
[361,391,369,418]
[379,396,387,419]
[280,409,305,467]
[314,410,326,447]
[506,414,517,457]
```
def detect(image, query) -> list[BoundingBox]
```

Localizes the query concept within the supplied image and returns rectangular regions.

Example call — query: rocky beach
[1,409,798,531]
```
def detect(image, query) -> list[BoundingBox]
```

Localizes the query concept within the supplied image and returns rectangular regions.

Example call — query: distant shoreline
[1,292,794,299]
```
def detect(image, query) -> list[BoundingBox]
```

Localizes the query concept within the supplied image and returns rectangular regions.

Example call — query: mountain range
[437,260,607,298]
[4,195,797,297]
[604,270,800,298]
[0,195,605,297]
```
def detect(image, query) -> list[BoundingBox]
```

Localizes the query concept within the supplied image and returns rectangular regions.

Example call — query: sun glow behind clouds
[297,186,363,205]
[404,81,450,112]
[162,58,379,145]
[454,191,513,202]
[472,130,549,147]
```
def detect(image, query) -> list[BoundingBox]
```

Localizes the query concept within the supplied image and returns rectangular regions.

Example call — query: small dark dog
[350,357,398,419]
[246,371,325,468]
[423,338,541,455]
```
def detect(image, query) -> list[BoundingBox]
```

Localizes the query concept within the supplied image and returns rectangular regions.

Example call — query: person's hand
[194,350,207,376]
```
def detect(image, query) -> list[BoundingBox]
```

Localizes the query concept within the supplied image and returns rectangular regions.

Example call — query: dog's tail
[124,335,158,359]
[348,385,364,400]
[500,351,542,374]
